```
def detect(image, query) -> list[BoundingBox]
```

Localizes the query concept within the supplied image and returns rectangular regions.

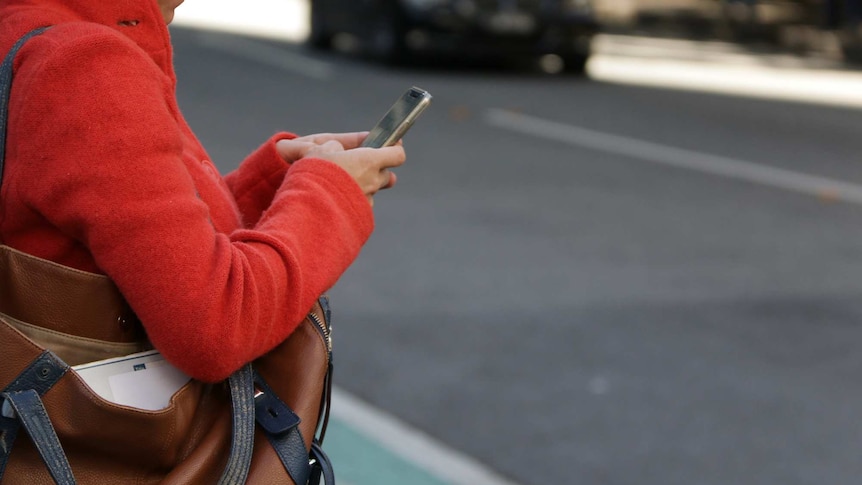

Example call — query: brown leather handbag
[0,28,335,485]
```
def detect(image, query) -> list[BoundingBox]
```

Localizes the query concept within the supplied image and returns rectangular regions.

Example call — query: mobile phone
[361,86,432,148]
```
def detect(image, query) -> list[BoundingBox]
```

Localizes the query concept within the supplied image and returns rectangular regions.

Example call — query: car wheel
[308,1,333,50]
[370,4,408,64]
[561,53,589,75]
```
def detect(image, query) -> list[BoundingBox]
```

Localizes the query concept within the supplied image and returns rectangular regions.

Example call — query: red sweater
[0,0,374,382]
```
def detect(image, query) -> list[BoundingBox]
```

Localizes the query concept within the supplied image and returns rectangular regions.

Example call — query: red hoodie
[0,0,374,382]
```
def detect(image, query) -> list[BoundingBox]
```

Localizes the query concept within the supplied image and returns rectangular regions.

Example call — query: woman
[0,0,406,382]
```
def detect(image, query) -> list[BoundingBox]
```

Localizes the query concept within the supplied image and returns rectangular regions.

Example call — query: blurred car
[308,0,598,73]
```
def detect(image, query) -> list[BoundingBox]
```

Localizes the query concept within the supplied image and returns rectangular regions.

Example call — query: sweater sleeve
[10,28,374,382]
[224,132,294,228]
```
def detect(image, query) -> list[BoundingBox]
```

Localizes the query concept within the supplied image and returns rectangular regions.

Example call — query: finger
[275,139,317,162]
[298,132,369,149]
[305,139,346,158]
[379,169,392,190]
[337,132,370,149]
[381,171,397,190]
[369,145,406,170]
[320,139,345,151]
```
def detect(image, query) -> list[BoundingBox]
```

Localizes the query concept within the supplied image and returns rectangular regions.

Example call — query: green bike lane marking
[326,388,521,485]
[325,419,449,485]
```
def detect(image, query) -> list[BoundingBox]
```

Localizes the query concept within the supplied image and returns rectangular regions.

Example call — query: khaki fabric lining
[0,311,151,366]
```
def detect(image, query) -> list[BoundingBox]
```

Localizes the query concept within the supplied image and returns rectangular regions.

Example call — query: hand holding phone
[276,87,429,205]
[361,86,432,148]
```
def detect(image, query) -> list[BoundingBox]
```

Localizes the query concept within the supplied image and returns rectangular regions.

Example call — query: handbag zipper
[308,296,334,445]
[307,311,331,356]
[307,296,332,360]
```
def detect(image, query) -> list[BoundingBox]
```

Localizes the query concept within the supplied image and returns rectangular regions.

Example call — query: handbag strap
[2,390,75,485]
[0,26,51,189]
[254,369,314,485]
[309,442,335,485]
[0,350,74,484]
[0,27,75,485]
[219,364,255,485]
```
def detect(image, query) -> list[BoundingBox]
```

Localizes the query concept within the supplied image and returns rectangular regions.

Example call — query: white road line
[331,387,522,485]
[191,32,333,81]
[486,108,862,204]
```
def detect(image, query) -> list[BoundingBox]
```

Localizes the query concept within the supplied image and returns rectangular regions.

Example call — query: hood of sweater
[0,0,174,78]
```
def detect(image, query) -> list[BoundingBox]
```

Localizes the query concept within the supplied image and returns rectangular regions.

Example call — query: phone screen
[361,87,432,148]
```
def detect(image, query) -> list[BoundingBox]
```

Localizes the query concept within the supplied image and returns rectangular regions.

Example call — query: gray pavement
[169,15,862,485]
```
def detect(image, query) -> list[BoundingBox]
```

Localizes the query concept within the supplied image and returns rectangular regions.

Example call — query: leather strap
[2,390,76,485]
[0,351,70,483]
[0,26,50,188]
[253,370,311,485]
[0,414,19,478]
[0,27,81,485]
[1,350,67,396]
[309,442,335,485]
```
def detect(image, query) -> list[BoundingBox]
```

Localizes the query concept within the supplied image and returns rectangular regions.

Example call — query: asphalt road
[170,27,862,485]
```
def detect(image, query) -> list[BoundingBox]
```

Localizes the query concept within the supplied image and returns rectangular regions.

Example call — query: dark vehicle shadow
[316,45,595,80]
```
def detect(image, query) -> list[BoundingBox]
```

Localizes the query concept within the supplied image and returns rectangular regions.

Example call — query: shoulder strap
[0,26,52,189]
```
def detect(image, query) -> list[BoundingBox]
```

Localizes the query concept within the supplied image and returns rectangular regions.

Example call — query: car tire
[308,1,333,50]
[561,53,589,75]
